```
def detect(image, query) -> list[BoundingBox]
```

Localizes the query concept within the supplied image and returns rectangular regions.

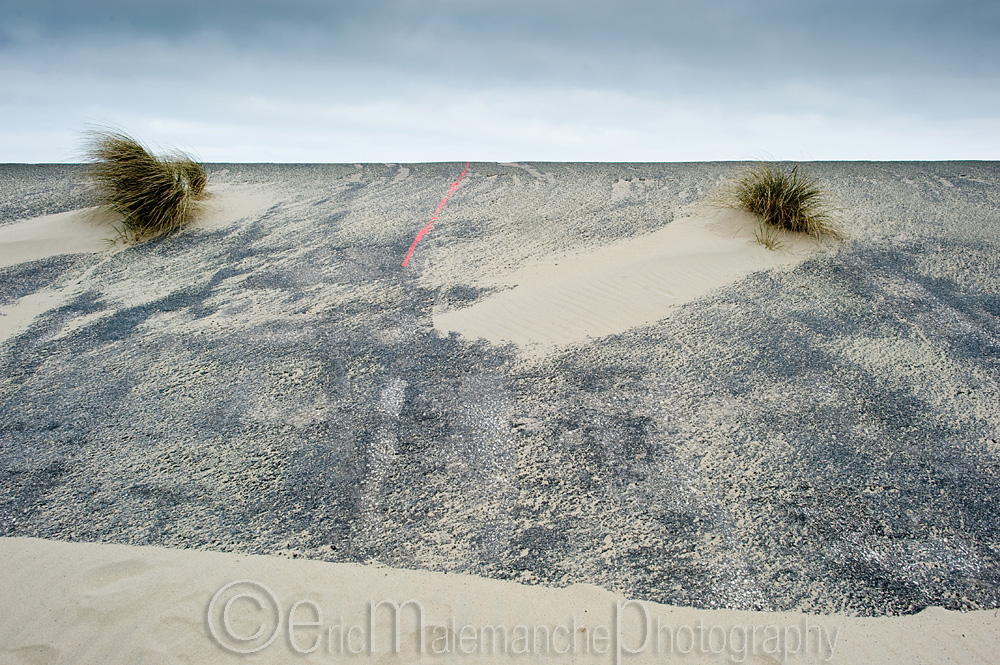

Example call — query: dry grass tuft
[753,219,785,250]
[730,163,842,245]
[85,130,208,242]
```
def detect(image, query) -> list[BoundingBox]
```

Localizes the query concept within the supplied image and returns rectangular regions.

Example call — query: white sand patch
[195,185,275,231]
[434,207,822,354]
[0,186,274,346]
[49,309,115,342]
[1,537,996,665]
[392,165,410,183]
[836,334,1000,427]
[499,162,557,184]
[0,253,121,347]
[611,177,632,203]
[0,289,73,346]
[0,207,114,269]
[0,187,271,271]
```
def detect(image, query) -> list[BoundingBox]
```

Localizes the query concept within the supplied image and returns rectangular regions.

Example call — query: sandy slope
[0,184,271,345]
[2,537,997,665]
[0,207,111,270]
[433,206,821,353]
[2,162,1000,665]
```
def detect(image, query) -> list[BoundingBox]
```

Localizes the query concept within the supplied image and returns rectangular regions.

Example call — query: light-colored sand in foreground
[0,186,271,347]
[433,207,821,354]
[0,537,996,664]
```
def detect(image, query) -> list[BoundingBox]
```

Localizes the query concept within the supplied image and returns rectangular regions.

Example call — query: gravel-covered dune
[1,162,999,650]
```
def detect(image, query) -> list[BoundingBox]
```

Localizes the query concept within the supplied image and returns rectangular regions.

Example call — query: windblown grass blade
[85,130,208,242]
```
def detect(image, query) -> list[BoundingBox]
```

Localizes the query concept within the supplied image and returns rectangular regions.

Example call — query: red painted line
[401,162,470,267]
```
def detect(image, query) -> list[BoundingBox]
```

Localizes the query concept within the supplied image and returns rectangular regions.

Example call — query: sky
[1,0,998,163]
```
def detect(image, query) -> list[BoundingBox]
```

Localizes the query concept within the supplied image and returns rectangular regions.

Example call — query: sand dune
[1,537,997,664]
[434,207,822,352]
[0,207,112,270]
[0,185,272,346]
[0,184,272,270]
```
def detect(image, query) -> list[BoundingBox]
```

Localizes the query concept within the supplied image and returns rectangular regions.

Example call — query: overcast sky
[2,0,998,162]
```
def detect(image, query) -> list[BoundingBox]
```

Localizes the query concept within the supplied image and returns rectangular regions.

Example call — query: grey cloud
[0,0,997,161]
[6,1,998,76]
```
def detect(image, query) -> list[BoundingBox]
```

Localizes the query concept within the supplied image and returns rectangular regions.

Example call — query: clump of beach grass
[85,129,208,242]
[729,162,842,245]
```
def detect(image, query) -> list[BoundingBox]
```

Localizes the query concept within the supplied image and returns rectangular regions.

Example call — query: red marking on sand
[402,162,470,267]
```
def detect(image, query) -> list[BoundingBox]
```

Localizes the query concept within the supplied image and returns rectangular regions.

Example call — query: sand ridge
[433,205,823,353]
[0,206,113,270]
